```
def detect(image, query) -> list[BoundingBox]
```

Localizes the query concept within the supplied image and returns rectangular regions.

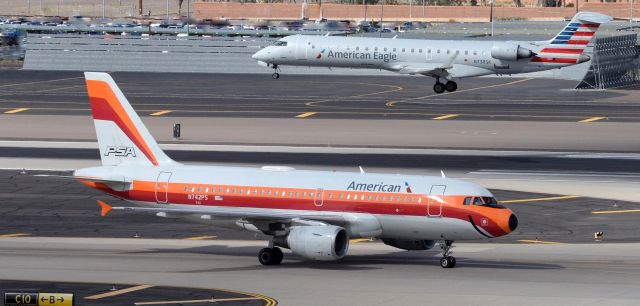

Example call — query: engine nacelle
[382,238,436,251]
[491,42,535,61]
[280,225,349,261]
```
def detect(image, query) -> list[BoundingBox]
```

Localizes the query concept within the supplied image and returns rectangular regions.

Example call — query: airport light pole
[380,0,384,37]
[409,0,412,19]
[490,0,494,37]
[167,0,169,20]
[103,0,106,19]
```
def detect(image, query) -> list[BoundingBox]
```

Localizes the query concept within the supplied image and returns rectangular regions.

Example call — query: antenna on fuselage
[359,166,366,174]
[441,170,446,178]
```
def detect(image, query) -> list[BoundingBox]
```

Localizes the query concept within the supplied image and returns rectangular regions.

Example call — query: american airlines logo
[347,181,401,193]
[104,146,137,157]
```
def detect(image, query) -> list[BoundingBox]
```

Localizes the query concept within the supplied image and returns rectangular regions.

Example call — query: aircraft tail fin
[84,72,175,167]
[535,12,611,64]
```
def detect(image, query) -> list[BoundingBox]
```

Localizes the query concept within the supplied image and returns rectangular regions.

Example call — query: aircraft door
[314,188,324,206]
[427,185,446,217]
[155,171,172,204]
[296,36,308,60]
[426,47,433,61]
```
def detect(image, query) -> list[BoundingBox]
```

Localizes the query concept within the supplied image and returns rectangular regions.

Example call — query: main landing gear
[432,78,457,94]
[439,240,456,268]
[271,64,280,79]
[258,238,283,265]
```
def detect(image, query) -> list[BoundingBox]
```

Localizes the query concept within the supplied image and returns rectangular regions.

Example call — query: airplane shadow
[127,244,564,273]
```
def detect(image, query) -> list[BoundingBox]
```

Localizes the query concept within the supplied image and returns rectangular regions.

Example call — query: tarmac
[1,70,640,305]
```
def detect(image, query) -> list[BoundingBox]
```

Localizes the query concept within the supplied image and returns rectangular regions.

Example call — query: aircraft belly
[375,214,482,241]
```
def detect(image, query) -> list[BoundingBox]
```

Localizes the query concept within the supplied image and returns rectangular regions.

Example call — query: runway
[1,71,639,121]
[1,237,640,305]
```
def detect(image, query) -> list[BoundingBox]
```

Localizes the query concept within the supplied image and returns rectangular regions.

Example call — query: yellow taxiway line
[592,209,640,215]
[4,108,30,114]
[517,240,564,245]
[84,285,154,300]
[501,195,580,204]
[135,297,262,305]
[579,116,606,123]
[149,110,173,116]
[296,112,317,118]
[432,114,459,120]
[185,235,217,240]
[0,233,30,238]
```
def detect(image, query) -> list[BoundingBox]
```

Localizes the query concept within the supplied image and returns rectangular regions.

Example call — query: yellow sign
[36,293,74,306]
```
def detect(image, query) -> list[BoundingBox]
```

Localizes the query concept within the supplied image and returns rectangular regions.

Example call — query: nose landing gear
[439,240,456,268]
[271,64,281,79]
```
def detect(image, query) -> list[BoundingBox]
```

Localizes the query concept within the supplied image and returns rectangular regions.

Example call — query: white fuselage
[253,35,583,79]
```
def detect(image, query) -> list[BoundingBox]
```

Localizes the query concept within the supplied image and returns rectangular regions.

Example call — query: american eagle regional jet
[73,72,517,268]
[252,12,611,93]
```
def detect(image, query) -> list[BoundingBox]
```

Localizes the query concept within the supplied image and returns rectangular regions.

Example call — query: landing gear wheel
[272,72,280,79]
[258,247,283,265]
[272,247,284,263]
[433,82,445,94]
[439,240,456,268]
[440,256,456,268]
[445,81,457,92]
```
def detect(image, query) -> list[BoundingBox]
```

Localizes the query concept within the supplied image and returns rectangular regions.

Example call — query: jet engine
[491,42,535,61]
[277,225,349,261]
[382,238,436,250]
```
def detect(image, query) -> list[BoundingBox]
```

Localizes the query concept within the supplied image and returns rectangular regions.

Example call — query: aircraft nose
[251,50,261,60]
[508,213,518,232]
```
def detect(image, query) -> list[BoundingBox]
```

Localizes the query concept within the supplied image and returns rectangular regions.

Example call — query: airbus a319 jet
[71,72,517,268]
[252,12,611,93]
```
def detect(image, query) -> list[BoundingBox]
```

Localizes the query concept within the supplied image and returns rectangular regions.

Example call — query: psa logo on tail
[104,146,137,157]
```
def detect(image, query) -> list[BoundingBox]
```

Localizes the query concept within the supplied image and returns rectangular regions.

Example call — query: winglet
[97,200,112,217]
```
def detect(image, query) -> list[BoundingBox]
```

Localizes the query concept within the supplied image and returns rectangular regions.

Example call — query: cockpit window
[463,197,472,205]
[273,41,287,47]
[472,196,504,208]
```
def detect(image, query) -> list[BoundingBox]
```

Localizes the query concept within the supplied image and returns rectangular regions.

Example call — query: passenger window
[347,194,351,200]
[302,192,307,197]
[464,50,468,55]
[328,193,333,199]
[205,187,209,193]
[288,192,292,197]
[381,196,386,201]
[402,48,405,52]
[437,49,441,54]
[473,51,477,55]
[411,48,414,53]
[260,190,264,195]
[191,187,196,193]
[365,47,369,51]
[463,197,472,205]
[374,47,378,51]
[418,197,422,204]
[392,48,396,52]
[383,47,387,51]
[295,192,299,197]
[367,195,372,200]
[374,195,379,201]
[184,186,188,192]
[419,49,422,53]
[428,49,431,53]
[446,50,450,54]
[356,46,359,51]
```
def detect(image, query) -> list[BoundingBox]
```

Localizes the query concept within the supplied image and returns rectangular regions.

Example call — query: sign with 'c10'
[4,293,74,306]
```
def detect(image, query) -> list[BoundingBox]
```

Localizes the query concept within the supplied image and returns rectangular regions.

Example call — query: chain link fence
[576,33,640,89]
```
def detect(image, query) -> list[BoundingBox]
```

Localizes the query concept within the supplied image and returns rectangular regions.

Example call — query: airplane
[251,11,611,93]
[72,72,517,268]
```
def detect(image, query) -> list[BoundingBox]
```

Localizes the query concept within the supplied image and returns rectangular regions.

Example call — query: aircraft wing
[384,62,449,75]
[96,201,347,225]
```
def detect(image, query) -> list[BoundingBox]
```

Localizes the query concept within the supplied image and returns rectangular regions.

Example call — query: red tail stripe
[580,23,600,28]
[572,31,595,37]
[540,48,584,54]
[567,40,590,45]
[531,57,578,64]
